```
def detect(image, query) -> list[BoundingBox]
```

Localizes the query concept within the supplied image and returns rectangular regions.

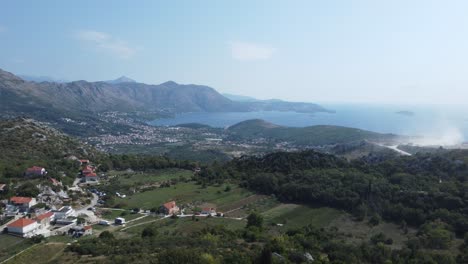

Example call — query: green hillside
[0,118,99,179]
[228,119,399,145]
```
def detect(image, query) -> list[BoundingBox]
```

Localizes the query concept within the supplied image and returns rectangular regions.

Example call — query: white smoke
[410,126,464,146]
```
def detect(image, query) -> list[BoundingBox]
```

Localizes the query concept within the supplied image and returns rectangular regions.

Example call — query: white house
[52,206,75,219]
[35,211,55,229]
[7,218,38,237]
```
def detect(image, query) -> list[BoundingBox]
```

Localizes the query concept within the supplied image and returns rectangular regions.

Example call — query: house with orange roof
[24,166,47,177]
[49,178,62,186]
[35,211,55,229]
[159,201,180,215]
[7,218,38,237]
[10,196,37,211]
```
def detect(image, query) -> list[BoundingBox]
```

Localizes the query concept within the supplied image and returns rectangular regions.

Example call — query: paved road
[75,193,99,223]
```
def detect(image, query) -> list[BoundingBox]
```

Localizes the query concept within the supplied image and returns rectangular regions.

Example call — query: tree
[247,212,263,229]
[141,226,157,238]
[99,231,114,240]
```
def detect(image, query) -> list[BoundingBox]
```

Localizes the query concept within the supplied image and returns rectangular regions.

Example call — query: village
[0,159,225,240]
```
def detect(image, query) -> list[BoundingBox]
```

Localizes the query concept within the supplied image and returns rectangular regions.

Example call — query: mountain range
[0,69,331,121]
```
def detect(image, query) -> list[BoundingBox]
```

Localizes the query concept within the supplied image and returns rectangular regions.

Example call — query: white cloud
[76,30,136,59]
[229,41,275,61]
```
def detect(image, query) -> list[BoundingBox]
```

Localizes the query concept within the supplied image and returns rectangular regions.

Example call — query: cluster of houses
[1,160,96,238]
[4,204,85,238]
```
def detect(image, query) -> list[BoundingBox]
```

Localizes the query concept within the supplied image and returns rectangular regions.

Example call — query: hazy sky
[1,0,468,104]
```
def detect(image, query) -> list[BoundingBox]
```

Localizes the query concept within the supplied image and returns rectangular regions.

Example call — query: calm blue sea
[150,104,468,143]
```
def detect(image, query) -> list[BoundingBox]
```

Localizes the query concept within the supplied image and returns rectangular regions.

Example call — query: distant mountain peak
[106,76,136,84]
[161,80,179,87]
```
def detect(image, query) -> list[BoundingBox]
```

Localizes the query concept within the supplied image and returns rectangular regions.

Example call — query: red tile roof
[26,166,44,174]
[35,211,54,221]
[84,225,92,230]
[163,201,177,210]
[8,218,36,228]
[50,178,60,185]
[10,196,33,204]
[85,173,97,177]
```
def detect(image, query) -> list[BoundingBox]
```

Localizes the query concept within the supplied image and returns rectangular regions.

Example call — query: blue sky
[1,0,468,104]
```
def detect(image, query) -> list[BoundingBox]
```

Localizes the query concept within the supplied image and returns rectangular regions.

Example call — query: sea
[150,103,468,145]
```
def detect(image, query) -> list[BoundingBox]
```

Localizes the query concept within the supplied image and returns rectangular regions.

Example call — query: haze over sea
[151,104,468,145]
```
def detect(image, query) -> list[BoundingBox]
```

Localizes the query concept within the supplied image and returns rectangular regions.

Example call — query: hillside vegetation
[227,119,399,145]
[0,118,99,180]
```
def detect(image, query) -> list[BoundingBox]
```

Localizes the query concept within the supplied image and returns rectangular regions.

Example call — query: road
[75,193,99,223]
[376,143,412,156]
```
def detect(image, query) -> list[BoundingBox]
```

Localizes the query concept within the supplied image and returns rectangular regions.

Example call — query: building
[84,173,98,183]
[49,178,62,186]
[35,211,55,229]
[201,207,216,215]
[10,197,37,211]
[83,225,93,235]
[68,225,93,237]
[52,206,75,219]
[79,159,90,166]
[7,218,38,237]
[159,201,179,215]
[0,184,6,192]
[24,166,47,177]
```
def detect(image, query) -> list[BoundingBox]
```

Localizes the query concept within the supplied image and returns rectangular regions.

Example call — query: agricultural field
[121,182,253,211]
[110,168,191,185]
[0,235,30,263]
[122,216,246,237]
[6,243,67,264]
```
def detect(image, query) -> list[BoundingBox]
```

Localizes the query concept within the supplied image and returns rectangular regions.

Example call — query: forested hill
[198,150,468,236]
[227,119,400,145]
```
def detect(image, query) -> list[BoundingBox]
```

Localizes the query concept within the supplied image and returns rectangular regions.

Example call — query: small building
[35,211,55,229]
[201,207,216,215]
[24,166,47,177]
[0,184,6,192]
[159,201,179,215]
[7,218,38,237]
[53,206,75,220]
[84,173,99,183]
[115,217,126,225]
[68,225,92,237]
[49,178,62,186]
[83,225,93,235]
[81,165,94,175]
[10,197,37,211]
[79,159,90,166]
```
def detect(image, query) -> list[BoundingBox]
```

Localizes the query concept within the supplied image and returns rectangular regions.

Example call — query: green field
[262,204,343,227]
[5,243,67,264]
[0,235,30,263]
[122,216,246,236]
[111,168,192,185]
[123,182,252,210]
